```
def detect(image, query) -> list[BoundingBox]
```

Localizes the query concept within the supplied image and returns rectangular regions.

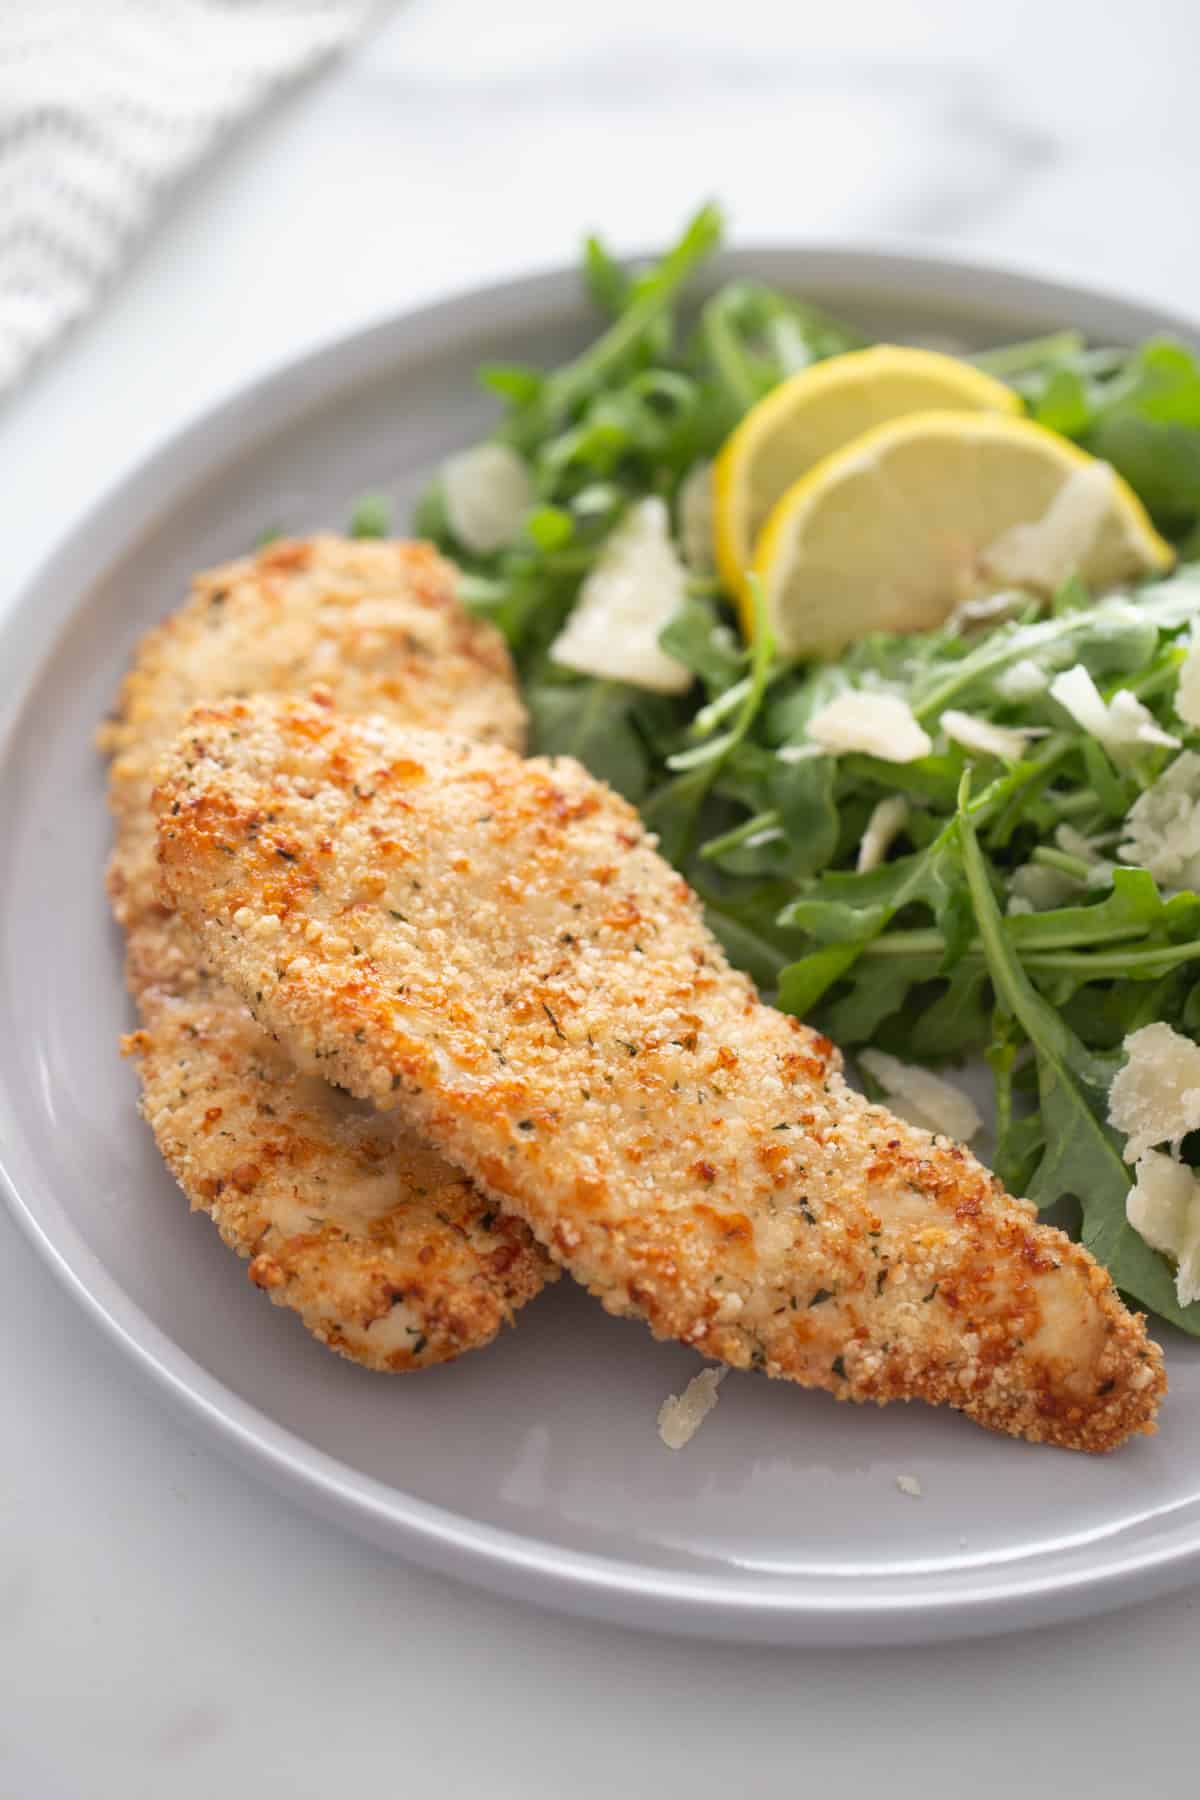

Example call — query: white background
[3,2,1199,1792]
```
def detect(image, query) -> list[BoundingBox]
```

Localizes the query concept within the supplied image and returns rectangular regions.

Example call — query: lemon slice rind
[750,410,1174,658]
[713,344,1022,604]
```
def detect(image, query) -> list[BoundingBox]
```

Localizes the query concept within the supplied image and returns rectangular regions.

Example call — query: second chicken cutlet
[154,696,1166,1449]
[103,537,551,1369]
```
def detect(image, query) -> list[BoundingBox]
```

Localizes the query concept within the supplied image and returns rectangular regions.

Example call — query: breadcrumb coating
[124,987,544,1367]
[101,538,551,1370]
[101,534,526,1001]
[155,696,1166,1449]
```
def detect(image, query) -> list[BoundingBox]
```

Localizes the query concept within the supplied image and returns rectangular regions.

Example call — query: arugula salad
[396,203,1200,1336]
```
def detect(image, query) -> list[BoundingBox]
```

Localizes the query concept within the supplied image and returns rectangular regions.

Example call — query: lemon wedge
[751,411,1174,657]
[713,345,1020,603]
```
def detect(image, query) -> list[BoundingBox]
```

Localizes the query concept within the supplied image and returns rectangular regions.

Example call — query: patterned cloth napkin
[0,0,378,393]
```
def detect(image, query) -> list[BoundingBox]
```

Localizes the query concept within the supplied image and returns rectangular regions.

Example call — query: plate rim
[4,242,1200,1647]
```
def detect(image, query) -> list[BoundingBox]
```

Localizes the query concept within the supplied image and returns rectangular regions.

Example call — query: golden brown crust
[102,538,551,1370]
[124,993,544,1369]
[155,696,1167,1450]
[102,534,526,1001]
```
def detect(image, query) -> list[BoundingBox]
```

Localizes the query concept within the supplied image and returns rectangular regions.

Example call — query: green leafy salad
[384,202,1200,1335]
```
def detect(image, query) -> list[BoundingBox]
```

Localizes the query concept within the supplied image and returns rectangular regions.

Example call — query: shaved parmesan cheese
[856,795,909,873]
[1108,1021,1200,1162]
[1008,862,1082,911]
[677,462,715,572]
[952,590,1027,629]
[1107,692,1181,751]
[1118,751,1200,893]
[657,1365,727,1449]
[896,1473,923,1498]
[859,1048,981,1143]
[1055,823,1116,889]
[995,658,1049,702]
[980,460,1116,592]
[1056,823,1109,861]
[940,709,1035,763]
[550,497,692,694]
[804,692,932,763]
[1049,663,1180,758]
[1177,635,1200,729]
[1050,664,1111,736]
[442,444,533,554]
[1126,1151,1200,1309]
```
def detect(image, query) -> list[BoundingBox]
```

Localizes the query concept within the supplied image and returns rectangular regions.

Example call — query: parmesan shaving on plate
[441,444,534,554]
[896,1474,923,1498]
[801,692,932,763]
[980,460,1116,592]
[657,1365,727,1450]
[1126,1151,1200,1310]
[856,794,909,873]
[858,1049,981,1143]
[1049,664,1181,758]
[1108,1021,1200,1162]
[940,709,1036,763]
[550,497,692,693]
[1118,752,1200,893]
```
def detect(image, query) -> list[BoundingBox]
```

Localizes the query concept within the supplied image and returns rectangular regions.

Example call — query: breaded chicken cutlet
[102,537,551,1370]
[154,696,1166,1450]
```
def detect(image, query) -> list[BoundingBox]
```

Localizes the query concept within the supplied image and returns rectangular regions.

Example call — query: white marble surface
[4,2,1200,1792]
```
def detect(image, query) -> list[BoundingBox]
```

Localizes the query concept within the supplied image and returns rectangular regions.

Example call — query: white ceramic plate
[4,248,1200,1648]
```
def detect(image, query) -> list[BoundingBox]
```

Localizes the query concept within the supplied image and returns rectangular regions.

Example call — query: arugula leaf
[658,598,744,693]
[973,328,1087,379]
[835,751,964,811]
[696,281,865,420]
[778,943,868,1018]
[776,825,965,1018]
[1005,868,1166,950]
[582,233,633,317]
[909,594,1173,720]
[986,1009,1043,1195]
[511,202,724,447]
[348,493,392,538]
[1060,972,1184,1050]
[478,363,546,407]
[767,756,839,875]
[780,815,962,942]
[644,574,775,859]
[959,794,1200,1331]
[907,967,992,1059]
[697,765,836,880]
[526,680,650,802]
[700,882,810,989]
[1090,416,1200,527]
[822,958,923,1044]
[1033,366,1091,436]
